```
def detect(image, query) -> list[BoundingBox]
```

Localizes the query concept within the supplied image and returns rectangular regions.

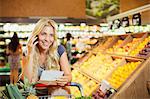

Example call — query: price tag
[100,80,111,93]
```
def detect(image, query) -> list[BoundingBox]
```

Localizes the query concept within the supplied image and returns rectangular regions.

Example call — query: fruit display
[130,36,150,56]
[71,70,98,96]
[106,39,124,53]
[79,52,122,81]
[84,38,98,45]
[27,94,38,99]
[107,37,141,55]
[71,32,149,98]
[92,37,113,52]
[107,61,141,89]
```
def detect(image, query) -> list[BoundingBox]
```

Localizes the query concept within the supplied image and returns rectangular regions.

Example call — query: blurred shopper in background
[22,18,72,95]
[65,33,73,64]
[6,32,22,84]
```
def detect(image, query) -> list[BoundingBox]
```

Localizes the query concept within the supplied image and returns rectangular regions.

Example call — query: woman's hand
[56,76,70,86]
[37,76,70,86]
[27,35,38,56]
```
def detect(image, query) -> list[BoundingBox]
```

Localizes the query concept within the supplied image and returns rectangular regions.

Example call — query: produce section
[0,26,150,98]
[107,58,142,89]
[78,53,122,82]
[0,0,150,98]
[72,32,150,98]
[0,23,149,99]
[71,69,99,96]
[130,35,149,55]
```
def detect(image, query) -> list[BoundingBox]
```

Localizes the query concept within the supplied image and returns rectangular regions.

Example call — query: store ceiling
[0,0,119,24]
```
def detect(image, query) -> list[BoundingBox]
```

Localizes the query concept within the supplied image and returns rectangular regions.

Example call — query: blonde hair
[27,18,60,82]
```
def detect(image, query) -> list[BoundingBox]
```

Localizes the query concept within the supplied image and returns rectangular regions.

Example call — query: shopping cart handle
[35,82,81,87]
[66,82,82,87]
[66,82,84,97]
[35,82,84,97]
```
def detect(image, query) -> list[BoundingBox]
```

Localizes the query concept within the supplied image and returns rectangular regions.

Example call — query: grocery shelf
[71,68,99,96]
[105,52,147,60]
[74,67,100,84]
[72,32,150,98]
[111,57,150,99]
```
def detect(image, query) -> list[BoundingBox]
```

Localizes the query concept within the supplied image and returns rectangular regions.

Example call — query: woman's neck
[39,51,47,67]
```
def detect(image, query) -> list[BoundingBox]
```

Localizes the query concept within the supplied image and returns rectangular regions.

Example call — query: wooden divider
[105,57,144,90]
[112,57,150,99]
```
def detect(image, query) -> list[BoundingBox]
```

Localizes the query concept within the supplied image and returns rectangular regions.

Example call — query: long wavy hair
[8,32,20,52]
[27,18,60,82]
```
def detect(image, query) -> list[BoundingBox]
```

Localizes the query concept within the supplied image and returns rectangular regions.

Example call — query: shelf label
[100,80,111,93]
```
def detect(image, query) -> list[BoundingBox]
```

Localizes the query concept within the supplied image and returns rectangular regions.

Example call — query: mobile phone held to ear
[33,35,38,45]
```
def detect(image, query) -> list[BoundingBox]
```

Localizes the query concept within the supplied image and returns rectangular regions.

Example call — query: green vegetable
[6,84,15,99]
[10,84,24,99]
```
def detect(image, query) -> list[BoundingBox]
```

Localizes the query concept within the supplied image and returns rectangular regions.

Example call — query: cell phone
[33,35,38,45]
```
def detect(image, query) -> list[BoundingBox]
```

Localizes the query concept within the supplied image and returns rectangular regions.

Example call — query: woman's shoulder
[58,44,65,49]
[57,45,66,57]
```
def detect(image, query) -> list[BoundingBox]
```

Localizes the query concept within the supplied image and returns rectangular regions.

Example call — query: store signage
[122,17,129,27]
[132,13,141,26]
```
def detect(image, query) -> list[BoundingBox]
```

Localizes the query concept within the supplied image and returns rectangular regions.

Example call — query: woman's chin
[41,46,50,50]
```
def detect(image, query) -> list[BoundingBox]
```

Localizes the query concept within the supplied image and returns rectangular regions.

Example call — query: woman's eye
[50,34,53,37]
[41,32,46,35]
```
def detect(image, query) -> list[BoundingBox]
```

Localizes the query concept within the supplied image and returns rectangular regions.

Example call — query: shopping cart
[34,82,84,99]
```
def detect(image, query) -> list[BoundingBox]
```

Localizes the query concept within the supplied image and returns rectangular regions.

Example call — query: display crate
[106,57,144,90]
[111,57,150,99]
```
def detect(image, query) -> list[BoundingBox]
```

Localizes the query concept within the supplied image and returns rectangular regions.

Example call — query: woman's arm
[21,55,33,82]
[58,51,72,85]
[21,35,38,83]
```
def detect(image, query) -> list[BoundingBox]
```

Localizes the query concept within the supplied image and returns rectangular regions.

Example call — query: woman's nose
[45,35,50,40]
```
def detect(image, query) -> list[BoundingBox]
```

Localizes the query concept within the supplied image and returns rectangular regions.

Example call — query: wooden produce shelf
[111,57,150,99]
[106,57,144,90]
[72,32,150,98]
[71,68,99,96]
[106,33,149,56]
[105,52,147,60]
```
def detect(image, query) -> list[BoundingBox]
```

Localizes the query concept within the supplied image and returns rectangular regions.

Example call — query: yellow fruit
[27,94,38,99]
[51,96,68,99]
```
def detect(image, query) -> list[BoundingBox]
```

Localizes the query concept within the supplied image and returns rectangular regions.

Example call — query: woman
[6,32,22,84]
[22,18,72,95]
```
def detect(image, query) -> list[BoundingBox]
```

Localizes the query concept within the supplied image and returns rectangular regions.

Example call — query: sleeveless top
[38,45,65,79]
[37,45,70,96]
[8,44,21,69]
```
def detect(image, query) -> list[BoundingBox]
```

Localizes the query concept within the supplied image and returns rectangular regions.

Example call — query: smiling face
[38,26,54,52]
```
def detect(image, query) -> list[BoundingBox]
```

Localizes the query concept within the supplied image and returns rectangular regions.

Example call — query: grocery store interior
[0,0,150,98]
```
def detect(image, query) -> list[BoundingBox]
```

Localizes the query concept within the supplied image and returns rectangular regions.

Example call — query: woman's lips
[42,41,50,46]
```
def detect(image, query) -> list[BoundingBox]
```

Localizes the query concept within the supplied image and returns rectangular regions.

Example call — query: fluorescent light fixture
[100,23,108,27]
